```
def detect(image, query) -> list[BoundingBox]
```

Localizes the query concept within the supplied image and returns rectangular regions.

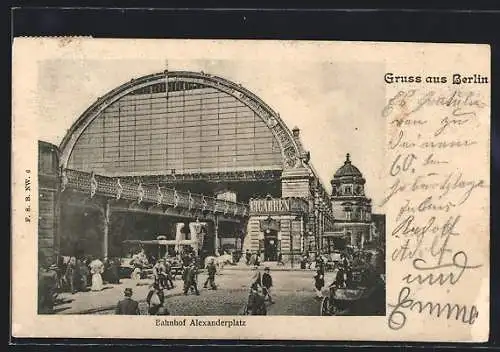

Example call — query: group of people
[37,255,121,314]
[115,252,218,316]
[313,253,352,299]
[180,253,218,295]
[244,266,275,315]
[64,256,120,293]
[244,249,284,267]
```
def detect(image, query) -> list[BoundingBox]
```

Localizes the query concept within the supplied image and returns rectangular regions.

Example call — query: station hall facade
[38,70,341,266]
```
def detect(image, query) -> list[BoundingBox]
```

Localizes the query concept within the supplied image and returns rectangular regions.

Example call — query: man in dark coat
[115,288,139,315]
[245,250,251,265]
[261,267,274,303]
[164,259,175,289]
[38,264,58,314]
[314,268,325,299]
[203,258,217,290]
[183,263,200,295]
[65,257,80,294]
[109,258,121,284]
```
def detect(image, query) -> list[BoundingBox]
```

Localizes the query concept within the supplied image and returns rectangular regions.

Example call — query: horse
[204,254,233,273]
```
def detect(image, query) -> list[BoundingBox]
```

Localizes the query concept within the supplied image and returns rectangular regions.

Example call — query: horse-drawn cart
[320,264,385,316]
[320,285,379,316]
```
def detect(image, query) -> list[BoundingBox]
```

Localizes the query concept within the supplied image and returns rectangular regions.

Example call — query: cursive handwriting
[392,214,460,239]
[434,114,473,137]
[387,286,479,330]
[396,197,456,221]
[402,251,482,286]
[383,89,486,119]
[392,237,425,262]
[381,173,486,207]
[389,130,477,150]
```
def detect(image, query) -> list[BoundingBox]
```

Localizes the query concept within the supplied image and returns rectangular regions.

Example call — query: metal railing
[61,168,250,218]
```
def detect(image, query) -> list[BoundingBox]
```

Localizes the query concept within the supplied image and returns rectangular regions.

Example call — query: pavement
[54,268,326,315]
[53,266,385,316]
[223,261,313,272]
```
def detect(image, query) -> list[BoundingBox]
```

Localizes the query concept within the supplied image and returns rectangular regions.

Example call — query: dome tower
[329,153,372,249]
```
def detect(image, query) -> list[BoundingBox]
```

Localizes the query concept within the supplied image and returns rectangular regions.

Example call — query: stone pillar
[102,201,111,259]
[300,216,304,252]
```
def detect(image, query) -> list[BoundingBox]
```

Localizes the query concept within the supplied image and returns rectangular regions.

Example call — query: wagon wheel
[321,296,341,316]
[241,303,250,315]
[320,297,332,316]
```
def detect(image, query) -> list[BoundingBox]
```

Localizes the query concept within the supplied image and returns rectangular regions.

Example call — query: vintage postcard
[11,38,490,341]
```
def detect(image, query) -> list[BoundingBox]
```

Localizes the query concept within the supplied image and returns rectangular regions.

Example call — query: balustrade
[62,168,249,217]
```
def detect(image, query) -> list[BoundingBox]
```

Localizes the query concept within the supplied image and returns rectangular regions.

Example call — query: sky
[37,57,386,212]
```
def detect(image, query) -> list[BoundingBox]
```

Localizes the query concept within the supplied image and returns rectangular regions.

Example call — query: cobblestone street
[55,268,337,316]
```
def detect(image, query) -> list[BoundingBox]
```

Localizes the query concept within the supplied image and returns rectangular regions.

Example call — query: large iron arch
[59,71,305,172]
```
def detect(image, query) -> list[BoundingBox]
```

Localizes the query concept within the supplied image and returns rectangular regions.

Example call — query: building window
[345,186,352,195]
[354,210,360,221]
[346,211,352,220]
[332,185,337,196]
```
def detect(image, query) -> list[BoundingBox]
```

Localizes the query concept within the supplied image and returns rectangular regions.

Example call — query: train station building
[38,70,336,266]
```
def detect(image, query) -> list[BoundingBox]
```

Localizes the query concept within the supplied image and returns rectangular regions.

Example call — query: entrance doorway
[264,230,278,261]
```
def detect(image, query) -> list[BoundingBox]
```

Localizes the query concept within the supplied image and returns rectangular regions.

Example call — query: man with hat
[115,288,139,315]
[182,262,200,295]
[203,257,217,290]
[261,266,275,304]
[153,258,167,289]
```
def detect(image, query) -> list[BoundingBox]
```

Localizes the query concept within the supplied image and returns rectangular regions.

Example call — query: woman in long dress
[89,258,104,291]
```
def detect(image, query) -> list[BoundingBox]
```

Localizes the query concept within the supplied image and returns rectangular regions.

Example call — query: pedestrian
[109,257,120,284]
[102,257,111,284]
[79,257,90,290]
[277,252,284,266]
[334,267,347,288]
[340,253,352,287]
[203,258,217,290]
[316,255,325,274]
[164,259,175,289]
[261,267,274,304]
[254,251,260,267]
[313,268,325,299]
[181,252,191,268]
[38,264,58,314]
[153,258,167,289]
[300,253,307,269]
[250,269,261,289]
[247,284,267,315]
[182,262,200,295]
[89,257,104,291]
[65,256,79,294]
[115,288,140,315]
[146,282,165,315]
[245,249,251,265]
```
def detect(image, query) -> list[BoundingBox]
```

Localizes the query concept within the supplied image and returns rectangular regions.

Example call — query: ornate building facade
[38,70,334,266]
[325,153,373,251]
